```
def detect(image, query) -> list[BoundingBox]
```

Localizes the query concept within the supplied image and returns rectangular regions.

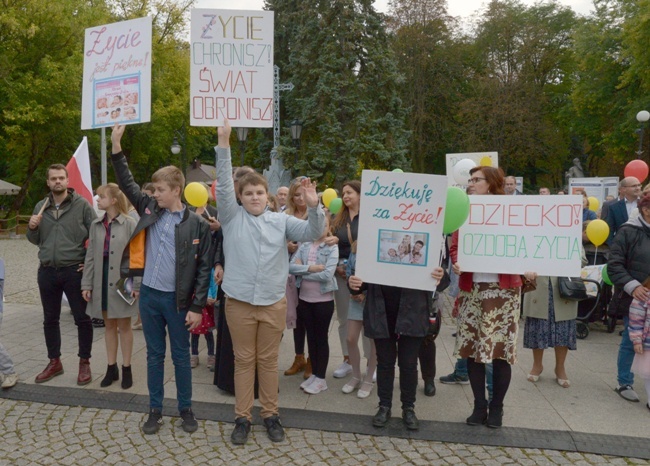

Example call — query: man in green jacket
[27,164,96,386]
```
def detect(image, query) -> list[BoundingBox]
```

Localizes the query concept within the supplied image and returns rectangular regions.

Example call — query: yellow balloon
[479,156,493,167]
[588,196,599,212]
[585,219,609,247]
[184,182,208,207]
[322,188,337,208]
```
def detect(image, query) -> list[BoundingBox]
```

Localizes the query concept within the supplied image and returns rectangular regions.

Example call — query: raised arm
[110,124,148,214]
[214,120,239,224]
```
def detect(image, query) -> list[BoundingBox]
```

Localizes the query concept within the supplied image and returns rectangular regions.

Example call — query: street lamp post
[170,122,187,175]
[235,127,249,166]
[636,110,650,159]
[290,119,303,165]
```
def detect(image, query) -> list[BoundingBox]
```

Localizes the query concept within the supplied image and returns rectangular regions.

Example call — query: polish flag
[66,137,96,208]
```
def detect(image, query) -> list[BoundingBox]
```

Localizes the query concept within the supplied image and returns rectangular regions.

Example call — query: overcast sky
[194,0,594,20]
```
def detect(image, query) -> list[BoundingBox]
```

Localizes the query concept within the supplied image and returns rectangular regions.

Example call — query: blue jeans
[140,285,192,411]
[617,316,635,387]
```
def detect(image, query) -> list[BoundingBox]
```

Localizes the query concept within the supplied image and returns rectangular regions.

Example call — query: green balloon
[392,168,404,173]
[602,264,613,286]
[443,187,470,235]
[328,197,343,214]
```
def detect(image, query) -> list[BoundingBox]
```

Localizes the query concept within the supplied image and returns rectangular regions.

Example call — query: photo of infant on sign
[378,230,428,267]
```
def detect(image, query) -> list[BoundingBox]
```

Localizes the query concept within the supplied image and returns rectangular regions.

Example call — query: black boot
[121,365,133,389]
[100,364,119,387]
[466,399,488,426]
[487,402,504,428]
[424,378,436,397]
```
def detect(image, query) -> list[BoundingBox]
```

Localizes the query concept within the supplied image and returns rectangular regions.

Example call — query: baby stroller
[575,265,605,339]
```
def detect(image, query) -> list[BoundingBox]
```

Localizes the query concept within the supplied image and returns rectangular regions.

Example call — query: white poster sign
[190,9,274,127]
[445,152,499,188]
[457,195,583,276]
[356,170,448,291]
[82,17,152,129]
[569,177,619,206]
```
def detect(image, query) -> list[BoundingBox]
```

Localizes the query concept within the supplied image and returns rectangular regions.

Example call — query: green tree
[270,0,410,185]
[387,0,468,175]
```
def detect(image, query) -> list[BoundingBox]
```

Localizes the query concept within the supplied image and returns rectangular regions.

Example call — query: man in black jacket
[111,124,212,435]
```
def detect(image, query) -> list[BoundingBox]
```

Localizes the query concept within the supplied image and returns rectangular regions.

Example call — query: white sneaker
[1,373,18,389]
[300,375,316,390]
[304,377,328,394]
[333,361,352,378]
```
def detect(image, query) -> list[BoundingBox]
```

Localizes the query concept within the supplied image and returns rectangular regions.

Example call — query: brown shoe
[35,359,64,383]
[303,357,313,380]
[284,354,306,376]
[77,358,92,386]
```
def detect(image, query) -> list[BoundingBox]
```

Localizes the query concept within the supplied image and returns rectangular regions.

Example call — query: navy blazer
[606,199,631,245]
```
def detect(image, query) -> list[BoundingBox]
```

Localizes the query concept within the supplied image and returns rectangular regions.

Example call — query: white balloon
[452,159,477,185]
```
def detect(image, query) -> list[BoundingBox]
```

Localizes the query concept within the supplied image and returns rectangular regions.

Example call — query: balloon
[602,264,613,286]
[210,180,217,201]
[392,168,404,173]
[443,187,470,235]
[328,197,343,214]
[184,182,208,207]
[452,159,477,185]
[624,159,649,183]
[588,196,599,212]
[322,188,337,208]
[585,219,609,247]
[479,156,493,167]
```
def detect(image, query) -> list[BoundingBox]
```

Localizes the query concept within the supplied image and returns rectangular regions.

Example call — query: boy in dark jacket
[110,124,212,435]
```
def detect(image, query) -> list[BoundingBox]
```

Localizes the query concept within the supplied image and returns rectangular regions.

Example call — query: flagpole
[101,127,107,185]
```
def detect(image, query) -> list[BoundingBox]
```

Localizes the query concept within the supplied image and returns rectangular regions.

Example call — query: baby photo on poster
[377,230,429,267]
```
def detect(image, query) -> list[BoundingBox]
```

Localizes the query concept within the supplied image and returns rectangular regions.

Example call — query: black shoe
[372,406,391,428]
[402,407,419,430]
[180,408,198,433]
[121,365,132,389]
[424,378,436,397]
[231,417,251,445]
[91,318,105,328]
[142,408,163,435]
[487,404,503,428]
[466,400,488,426]
[263,415,285,442]
[100,364,119,388]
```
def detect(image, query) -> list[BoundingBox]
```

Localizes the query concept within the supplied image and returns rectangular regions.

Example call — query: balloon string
[593,246,598,265]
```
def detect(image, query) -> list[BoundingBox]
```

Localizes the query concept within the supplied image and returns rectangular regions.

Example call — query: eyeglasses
[624,184,642,188]
[467,177,487,184]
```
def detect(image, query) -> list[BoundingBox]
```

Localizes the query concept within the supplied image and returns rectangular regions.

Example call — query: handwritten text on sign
[190,9,274,128]
[81,17,152,129]
[356,170,448,292]
[458,195,583,276]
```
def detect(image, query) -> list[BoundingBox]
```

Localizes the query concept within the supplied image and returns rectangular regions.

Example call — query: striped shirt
[142,207,185,292]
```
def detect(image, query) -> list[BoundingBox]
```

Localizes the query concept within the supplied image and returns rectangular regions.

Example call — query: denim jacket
[289,242,339,294]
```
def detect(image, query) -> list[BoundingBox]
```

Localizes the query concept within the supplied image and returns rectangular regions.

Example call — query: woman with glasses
[452,166,523,428]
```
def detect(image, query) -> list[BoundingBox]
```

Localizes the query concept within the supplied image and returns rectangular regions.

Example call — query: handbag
[557,276,588,301]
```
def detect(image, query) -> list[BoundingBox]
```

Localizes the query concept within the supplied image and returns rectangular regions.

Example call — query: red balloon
[624,159,649,183]
[211,180,217,201]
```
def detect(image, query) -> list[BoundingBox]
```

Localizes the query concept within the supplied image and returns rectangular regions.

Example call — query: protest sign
[356,170,448,291]
[446,152,499,187]
[569,177,619,206]
[82,17,152,129]
[190,9,274,127]
[457,195,583,276]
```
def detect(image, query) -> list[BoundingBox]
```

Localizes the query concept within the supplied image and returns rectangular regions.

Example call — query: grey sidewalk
[1,237,649,464]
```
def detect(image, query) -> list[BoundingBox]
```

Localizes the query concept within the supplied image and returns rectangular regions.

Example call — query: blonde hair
[285,179,307,219]
[152,166,185,192]
[96,183,129,216]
